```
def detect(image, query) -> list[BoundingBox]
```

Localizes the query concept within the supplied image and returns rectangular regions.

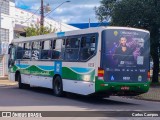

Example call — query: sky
[15,0,101,24]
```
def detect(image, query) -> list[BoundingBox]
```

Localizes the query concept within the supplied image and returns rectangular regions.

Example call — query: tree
[24,24,56,37]
[95,0,160,83]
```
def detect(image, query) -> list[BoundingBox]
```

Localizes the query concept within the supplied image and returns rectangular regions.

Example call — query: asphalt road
[0,85,160,120]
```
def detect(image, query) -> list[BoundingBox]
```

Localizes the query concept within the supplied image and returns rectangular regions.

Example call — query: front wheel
[17,73,29,89]
[53,76,64,97]
[17,73,24,89]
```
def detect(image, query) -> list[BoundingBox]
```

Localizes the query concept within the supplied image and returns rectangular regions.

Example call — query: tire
[53,76,64,97]
[17,73,29,89]
[17,73,23,89]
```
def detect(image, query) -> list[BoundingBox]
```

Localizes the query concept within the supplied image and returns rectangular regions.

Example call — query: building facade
[14,8,79,36]
[0,0,78,77]
[0,0,15,76]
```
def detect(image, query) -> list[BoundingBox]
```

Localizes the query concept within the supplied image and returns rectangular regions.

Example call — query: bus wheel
[17,73,23,89]
[53,76,64,97]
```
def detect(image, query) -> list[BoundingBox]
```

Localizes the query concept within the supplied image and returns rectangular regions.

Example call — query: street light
[40,0,70,35]
[44,1,70,18]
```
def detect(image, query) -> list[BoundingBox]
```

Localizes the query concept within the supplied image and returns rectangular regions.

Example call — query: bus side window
[16,43,24,59]
[65,37,80,61]
[31,41,40,60]
[80,35,96,61]
[52,39,63,60]
[90,36,96,52]
[23,42,31,59]
[41,40,52,59]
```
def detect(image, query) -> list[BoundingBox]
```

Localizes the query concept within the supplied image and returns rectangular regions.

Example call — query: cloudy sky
[15,0,101,23]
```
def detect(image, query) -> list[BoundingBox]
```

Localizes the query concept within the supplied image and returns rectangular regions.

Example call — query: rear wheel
[53,76,64,97]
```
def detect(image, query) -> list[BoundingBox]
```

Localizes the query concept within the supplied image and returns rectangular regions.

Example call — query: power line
[44,1,70,18]
[47,15,76,31]
[22,8,40,24]
[2,9,74,31]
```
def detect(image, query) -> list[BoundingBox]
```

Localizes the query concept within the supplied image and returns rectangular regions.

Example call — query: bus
[8,26,150,98]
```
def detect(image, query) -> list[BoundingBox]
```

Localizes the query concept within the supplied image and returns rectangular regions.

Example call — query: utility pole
[40,0,70,34]
[40,0,44,35]
[89,18,90,28]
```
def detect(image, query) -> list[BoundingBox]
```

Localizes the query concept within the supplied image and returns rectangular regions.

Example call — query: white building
[0,0,15,76]
[0,0,78,77]
[14,8,79,35]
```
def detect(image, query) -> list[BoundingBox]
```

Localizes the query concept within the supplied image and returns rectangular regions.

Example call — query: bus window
[16,43,24,59]
[80,35,96,61]
[23,42,31,59]
[90,36,96,52]
[65,37,80,61]
[52,39,63,60]
[41,40,52,59]
[31,41,40,60]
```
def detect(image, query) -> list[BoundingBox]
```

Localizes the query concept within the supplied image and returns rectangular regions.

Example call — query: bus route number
[88,63,94,67]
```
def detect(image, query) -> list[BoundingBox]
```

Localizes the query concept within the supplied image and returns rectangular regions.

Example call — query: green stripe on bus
[10,65,95,82]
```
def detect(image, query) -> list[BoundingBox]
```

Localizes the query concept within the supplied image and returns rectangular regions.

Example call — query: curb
[0,77,8,80]
[0,80,17,86]
[0,83,17,86]
[130,96,160,102]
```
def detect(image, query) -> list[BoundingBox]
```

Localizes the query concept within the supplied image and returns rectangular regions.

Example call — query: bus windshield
[101,29,150,83]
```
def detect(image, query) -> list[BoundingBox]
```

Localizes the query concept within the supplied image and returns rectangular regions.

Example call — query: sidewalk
[132,86,160,102]
[0,79,17,86]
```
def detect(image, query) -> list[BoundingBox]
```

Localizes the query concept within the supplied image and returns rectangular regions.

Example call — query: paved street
[0,84,160,120]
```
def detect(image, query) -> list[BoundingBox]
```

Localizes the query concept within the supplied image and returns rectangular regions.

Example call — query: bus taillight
[148,71,150,81]
[98,68,104,80]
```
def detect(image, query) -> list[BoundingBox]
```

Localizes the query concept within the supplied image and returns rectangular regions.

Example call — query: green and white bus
[8,27,150,97]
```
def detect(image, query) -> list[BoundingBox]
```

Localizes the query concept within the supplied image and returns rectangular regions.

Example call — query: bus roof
[12,26,149,43]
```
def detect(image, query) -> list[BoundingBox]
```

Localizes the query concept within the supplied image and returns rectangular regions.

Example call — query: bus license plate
[121,86,130,90]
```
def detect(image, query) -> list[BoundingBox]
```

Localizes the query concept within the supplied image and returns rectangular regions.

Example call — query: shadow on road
[20,86,136,105]
[0,85,139,107]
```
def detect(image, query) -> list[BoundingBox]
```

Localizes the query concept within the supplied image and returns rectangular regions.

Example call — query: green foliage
[95,0,117,22]
[24,24,56,37]
[95,0,160,83]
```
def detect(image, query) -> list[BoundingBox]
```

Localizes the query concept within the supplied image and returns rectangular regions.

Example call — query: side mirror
[8,47,11,54]
[8,44,13,54]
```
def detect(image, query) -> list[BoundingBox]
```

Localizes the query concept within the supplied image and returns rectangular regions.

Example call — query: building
[0,0,15,77]
[14,8,79,36]
[0,0,78,77]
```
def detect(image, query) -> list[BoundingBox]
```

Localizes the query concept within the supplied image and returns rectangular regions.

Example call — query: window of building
[0,0,9,15]
[0,28,9,42]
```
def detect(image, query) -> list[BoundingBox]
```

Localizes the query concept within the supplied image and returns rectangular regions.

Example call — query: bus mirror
[8,47,11,54]
[8,44,13,54]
